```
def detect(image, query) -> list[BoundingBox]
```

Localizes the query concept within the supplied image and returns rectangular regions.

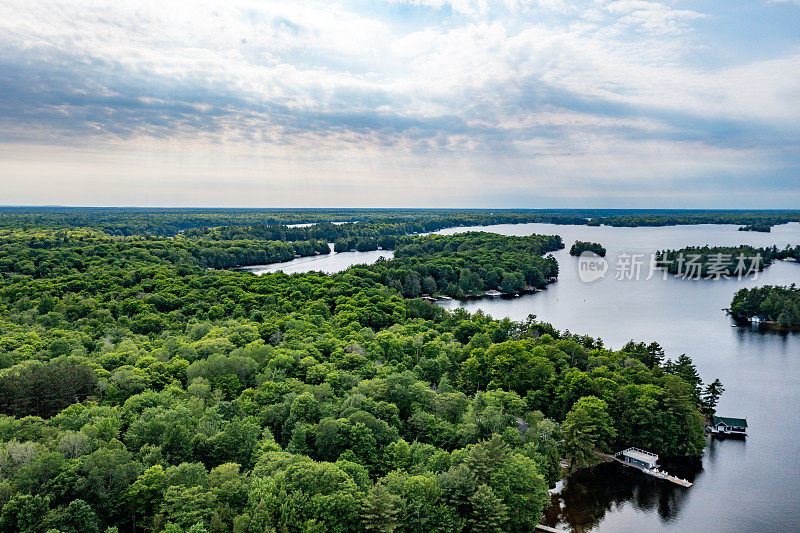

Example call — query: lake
[433,222,800,532]
[239,243,393,275]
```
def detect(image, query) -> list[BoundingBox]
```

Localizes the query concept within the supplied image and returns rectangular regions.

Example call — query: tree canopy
[0,218,719,532]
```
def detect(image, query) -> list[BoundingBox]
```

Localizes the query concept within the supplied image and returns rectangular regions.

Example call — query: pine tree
[467,484,507,533]
[439,464,477,518]
[702,378,725,416]
[671,354,702,401]
[562,407,597,473]
[361,483,400,533]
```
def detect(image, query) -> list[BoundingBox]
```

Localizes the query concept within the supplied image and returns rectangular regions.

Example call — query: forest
[655,245,800,277]
[730,285,800,330]
[586,210,800,228]
[568,241,606,257]
[0,220,721,532]
[2,208,798,238]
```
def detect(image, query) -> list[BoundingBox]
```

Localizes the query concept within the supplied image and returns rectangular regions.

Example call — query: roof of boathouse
[713,416,748,427]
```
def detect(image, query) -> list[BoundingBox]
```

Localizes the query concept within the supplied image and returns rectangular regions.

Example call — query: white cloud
[0,0,798,206]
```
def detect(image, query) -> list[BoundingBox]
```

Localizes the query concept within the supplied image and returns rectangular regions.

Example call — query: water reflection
[544,459,703,532]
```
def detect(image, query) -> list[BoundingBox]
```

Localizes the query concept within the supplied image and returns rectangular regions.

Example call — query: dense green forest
[2,208,798,237]
[656,245,800,277]
[731,285,800,330]
[0,223,720,532]
[0,230,331,273]
[569,241,606,257]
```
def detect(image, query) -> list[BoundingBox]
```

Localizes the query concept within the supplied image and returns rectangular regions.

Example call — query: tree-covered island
[656,245,800,278]
[730,285,800,331]
[738,224,771,233]
[569,241,606,257]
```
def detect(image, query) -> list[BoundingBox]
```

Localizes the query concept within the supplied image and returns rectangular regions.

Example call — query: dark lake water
[434,222,800,533]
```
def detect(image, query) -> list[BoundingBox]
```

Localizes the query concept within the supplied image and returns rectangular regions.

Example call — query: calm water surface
[435,223,800,533]
[240,243,393,275]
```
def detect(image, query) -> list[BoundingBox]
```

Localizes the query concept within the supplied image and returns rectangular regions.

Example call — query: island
[656,244,800,277]
[738,224,771,233]
[569,241,606,257]
[730,285,800,331]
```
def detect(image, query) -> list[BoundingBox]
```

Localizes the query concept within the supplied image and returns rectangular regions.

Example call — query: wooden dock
[599,452,693,488]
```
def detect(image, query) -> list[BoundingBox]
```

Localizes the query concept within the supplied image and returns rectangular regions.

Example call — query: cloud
[0,0,798,206]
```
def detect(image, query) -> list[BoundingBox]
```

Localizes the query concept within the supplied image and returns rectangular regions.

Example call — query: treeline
[0,208,590,237]
[589,210,800,228]
[333,235,396,253]
[0,226,718,532]
[0,230,330,276]
[731,285,800,330]
[656,245,800,277]
[569,241,606,257]
[3,208,798,237]
[185,216,582,244]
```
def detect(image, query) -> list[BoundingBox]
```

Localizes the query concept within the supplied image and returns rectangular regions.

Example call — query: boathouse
[617,447,658,469]
[711,416,747,436]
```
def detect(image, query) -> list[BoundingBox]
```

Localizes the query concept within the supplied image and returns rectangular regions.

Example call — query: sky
[1,0,799,208]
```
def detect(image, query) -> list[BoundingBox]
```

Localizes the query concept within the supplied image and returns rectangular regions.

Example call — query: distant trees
[738,224,771,232]
[621,340,665,368]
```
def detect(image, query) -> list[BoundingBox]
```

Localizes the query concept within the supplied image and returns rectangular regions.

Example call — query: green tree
[467,484,507,533]
[702,378,725,416]
[59,499,100,533]
[361,483,401,532]
[563,396,615,473]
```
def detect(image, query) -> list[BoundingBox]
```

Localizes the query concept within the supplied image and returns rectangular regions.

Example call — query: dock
[535,525,570,533]
[600,450,693,488]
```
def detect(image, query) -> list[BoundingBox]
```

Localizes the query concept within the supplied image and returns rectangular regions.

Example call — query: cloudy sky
[1,0,798,207]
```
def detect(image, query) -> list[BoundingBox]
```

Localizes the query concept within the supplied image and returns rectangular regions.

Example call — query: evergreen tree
[670,354,702,401]
[361,483,400,533]
[702,379,725,416]
[562,397,615,473]
[563,407,596,474]
[467,484,507,533]
[439,464,477,518]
